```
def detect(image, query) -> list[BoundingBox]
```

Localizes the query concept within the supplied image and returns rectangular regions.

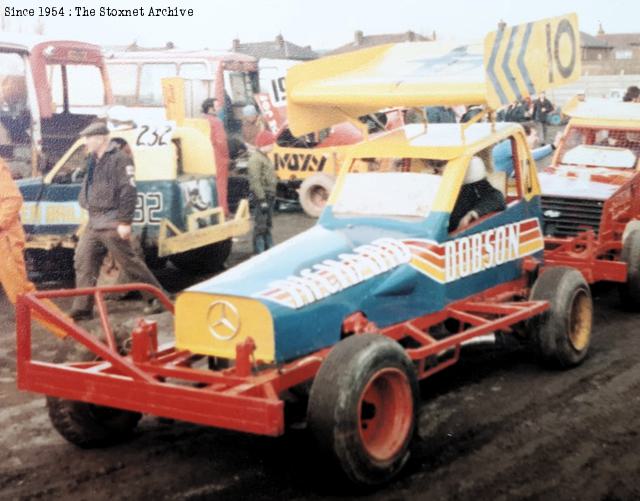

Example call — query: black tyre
[307,334,418,486]
[619,229,640,310]
[529,266,592,368]
[298,173,335,218]
[170,239,232,274]
[46,333,142,448]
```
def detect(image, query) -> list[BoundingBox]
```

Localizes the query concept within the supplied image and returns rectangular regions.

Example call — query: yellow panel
[515,133,541,201]
[431,156,469,213]
[174,123,216,176]
[270,146,344,181]
[286,42,487,136]
[162,77,186,125]
[158,217,250,257]
[123,129,178,181]
[175,292,275,362]
[484,14,581,108]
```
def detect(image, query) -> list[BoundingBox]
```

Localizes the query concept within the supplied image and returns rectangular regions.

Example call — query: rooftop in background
[580,31,611,49]
[326,30,434,56]
[231,35,317,61]
[596,32,640,49]
[580,23,640,75]
[103,41,179,52]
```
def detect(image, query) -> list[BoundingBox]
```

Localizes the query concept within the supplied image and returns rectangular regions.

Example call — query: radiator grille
[540,196,604,237]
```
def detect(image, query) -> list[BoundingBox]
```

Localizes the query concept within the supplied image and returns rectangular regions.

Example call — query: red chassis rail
[16,281,548,437]
[542,171,640,284]
[543,229,626,283]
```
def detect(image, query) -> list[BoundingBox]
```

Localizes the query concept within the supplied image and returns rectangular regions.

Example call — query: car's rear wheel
[298,173,334,218]
[307,334,418,486]
[528,266,592,368]
[619,229,640,310]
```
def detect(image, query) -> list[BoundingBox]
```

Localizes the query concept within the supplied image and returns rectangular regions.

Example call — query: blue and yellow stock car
[18,122,249,278]
[17,14,593,487]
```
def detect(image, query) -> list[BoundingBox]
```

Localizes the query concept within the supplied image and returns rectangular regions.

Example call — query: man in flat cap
[69,121,164,320]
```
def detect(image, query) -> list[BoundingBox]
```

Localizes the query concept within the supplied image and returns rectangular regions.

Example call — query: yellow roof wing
[287,13,580,136]
[484,13,580,108]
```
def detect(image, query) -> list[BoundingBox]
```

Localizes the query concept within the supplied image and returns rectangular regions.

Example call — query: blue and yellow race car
[18,118,250,279]
[17,14,592,487]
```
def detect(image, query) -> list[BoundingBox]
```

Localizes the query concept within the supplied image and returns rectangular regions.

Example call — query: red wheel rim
[358,368,414,462]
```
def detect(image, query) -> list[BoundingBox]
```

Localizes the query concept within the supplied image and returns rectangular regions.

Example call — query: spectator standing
[0,157,71,337]
[247,131,278,254]
[202,98,230,215]
[241,104,262,146]
[532,92,554,141]
[69,122,165,320]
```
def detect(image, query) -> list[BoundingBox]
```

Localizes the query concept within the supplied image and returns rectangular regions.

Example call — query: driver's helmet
[463,156,487,184]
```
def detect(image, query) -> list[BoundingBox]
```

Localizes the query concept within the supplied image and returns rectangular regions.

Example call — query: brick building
[581,24,640,75]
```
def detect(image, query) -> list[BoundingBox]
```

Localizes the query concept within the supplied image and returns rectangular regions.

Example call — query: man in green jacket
[248,130,278,254]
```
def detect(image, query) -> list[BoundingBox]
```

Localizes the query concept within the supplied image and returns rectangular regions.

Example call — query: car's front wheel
[307,334,419,486]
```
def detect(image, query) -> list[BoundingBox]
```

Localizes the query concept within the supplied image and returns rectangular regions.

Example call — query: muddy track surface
[1,212,639,501]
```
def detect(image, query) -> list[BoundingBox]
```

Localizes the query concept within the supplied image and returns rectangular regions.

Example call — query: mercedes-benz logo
[206,301,241,341]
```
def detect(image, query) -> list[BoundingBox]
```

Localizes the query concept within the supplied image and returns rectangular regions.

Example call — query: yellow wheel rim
[568,289,592,351]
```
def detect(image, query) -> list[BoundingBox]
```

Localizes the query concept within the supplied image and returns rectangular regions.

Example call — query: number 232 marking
[136,125,173,147]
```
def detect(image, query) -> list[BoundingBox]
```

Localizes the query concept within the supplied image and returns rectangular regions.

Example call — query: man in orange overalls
[0,158,70,337]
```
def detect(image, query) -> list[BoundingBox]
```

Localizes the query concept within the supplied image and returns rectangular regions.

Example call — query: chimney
[355,30,364,45]
[432,30,436,41]
[597,22,605,36]
[165,41,174,49]
[276,34,285,48]
[498,19,507,32]
[232,38,240,52]
[406,30,415,42]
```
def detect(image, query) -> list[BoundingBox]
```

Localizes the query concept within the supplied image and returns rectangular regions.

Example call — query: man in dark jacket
[449,156,506,232]
[532,92,554,139]
[70,121,164,320]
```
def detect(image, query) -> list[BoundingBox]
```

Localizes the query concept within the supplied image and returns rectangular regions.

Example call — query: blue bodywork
[18,176,219,245]
[189,197,544,362]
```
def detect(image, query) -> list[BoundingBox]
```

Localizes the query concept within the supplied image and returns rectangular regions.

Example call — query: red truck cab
[0,34,112,178]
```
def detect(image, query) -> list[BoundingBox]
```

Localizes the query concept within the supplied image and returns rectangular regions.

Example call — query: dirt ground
[2,210,640,500]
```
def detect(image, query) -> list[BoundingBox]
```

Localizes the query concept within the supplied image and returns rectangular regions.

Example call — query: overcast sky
[3,0,640,51]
